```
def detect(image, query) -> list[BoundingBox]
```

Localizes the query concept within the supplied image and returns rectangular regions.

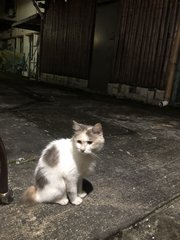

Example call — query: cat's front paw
[72,197,83,205]
[56,197,69,205]
[78,191,87,198]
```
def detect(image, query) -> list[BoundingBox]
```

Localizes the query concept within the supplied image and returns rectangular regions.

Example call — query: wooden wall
[41,0,96,79]
[112,0,180,90]
[41,0,180,91]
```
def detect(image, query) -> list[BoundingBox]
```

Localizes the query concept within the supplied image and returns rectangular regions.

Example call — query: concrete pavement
[0,73,180,239]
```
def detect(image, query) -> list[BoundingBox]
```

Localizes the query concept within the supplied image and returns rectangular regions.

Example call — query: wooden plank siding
[112,0,180,90]
[41,0,180,92]
[41,0,96,79]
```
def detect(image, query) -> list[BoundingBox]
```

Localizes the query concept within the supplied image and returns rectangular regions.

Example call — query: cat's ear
[73,120,83,131]
[92,123,103,134]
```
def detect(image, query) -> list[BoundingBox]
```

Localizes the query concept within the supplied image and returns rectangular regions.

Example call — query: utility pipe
[159,19,180,107]
[32,0,45,80]
[32,0,44,19]
[0,137,13,204]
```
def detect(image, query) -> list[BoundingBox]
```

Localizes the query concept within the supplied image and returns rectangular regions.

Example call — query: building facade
[40,0,180,106]
[0,0,180,106]
[0,0,43,77]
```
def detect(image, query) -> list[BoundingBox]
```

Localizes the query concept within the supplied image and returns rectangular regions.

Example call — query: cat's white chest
[57,139,94,177]
[56,139,80,176]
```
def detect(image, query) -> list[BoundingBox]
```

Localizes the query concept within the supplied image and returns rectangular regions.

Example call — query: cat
[23,121,104,205]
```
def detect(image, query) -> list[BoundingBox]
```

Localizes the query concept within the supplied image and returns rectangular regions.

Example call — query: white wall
[17,0,37,20]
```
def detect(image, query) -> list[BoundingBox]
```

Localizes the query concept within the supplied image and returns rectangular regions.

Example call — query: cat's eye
[87,141,93,145]
[77,140,82,144]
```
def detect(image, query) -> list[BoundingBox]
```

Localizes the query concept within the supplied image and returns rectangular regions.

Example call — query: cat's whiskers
[90,152,101,160]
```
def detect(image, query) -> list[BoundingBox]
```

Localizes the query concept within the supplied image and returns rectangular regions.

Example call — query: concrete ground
[0,73,180,240]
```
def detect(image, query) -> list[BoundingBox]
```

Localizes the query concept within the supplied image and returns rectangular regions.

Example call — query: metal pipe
[32,0,44,19]
[32,0,44,80]
[159,100,169,107]
[0,137,13,204]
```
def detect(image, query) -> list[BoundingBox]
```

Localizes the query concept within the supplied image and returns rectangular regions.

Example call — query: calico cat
[23,121,104,205]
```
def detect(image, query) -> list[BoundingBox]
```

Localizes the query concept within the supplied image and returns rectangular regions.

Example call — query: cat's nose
[81,148,85,153]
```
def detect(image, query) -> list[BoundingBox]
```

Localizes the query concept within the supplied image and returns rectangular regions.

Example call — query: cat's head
[72,121,105,154]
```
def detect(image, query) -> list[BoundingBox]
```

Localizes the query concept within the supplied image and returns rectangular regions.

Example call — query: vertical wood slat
[113,0,180,90]
[143,1,159,88]
[115,0,129,82]
[121,0,132,85]
[148,0,164,89]
[41,0,96,79]
[161,0,179,89]
[155,0,173,89]
[131,0,147,86]
[137,1,153,87]
[128,0,143,86]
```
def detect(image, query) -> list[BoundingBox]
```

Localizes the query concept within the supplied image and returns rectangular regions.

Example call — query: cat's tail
[23,186,37,204]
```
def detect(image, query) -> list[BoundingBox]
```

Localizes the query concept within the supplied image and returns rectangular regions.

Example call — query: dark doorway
[89,1,119,93]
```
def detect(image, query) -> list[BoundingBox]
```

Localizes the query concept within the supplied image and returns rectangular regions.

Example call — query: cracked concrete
[0,73,180,240]
[117,197,180,240]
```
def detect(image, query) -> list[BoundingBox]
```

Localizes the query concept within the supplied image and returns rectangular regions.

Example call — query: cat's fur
[23,121,104,205]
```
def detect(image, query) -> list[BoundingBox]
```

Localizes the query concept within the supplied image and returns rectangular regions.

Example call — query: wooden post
[164,16,180,101]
